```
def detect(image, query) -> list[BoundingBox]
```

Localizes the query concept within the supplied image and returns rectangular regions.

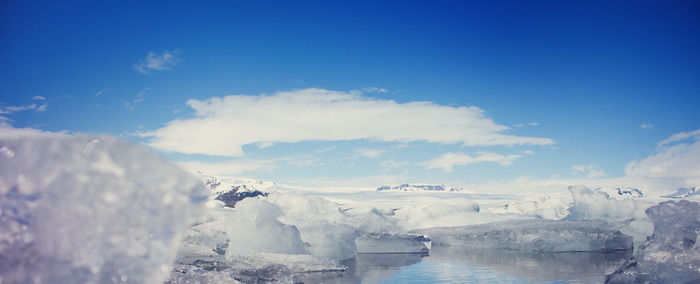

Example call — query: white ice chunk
[606,200,700,283]
[0,130,206,283]
[486,195,570,220]
[219,199,307,256]
[393,198,481,230]
[167,253,344,283]
[355,233,430,254]
[412,219,633,252]
[565,186,654,246]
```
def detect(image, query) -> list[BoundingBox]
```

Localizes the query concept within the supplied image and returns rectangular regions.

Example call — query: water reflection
[294,253,426,284]
[300,247,631,283]
[428,246,631,283]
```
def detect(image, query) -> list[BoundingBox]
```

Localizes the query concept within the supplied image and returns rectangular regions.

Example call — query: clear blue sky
[2,1,699,188]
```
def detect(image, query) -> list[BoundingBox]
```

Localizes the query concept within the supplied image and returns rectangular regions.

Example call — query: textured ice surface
[0,128,206,283]
[606,200,700,283]
[412,219,633,252]
[168,253,344,283]
[486,195,570,219]
[392,198,481,230]
[565,186,653,246]
[355,233,430,254]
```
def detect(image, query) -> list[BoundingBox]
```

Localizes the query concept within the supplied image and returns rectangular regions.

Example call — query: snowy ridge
[196,173,274,207]
[377,184,463,192]
[593,186,645,199]
[663,186,700,199]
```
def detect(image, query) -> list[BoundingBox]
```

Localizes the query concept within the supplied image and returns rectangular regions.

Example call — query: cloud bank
[626,128,700,180]
[144,88,554,156]
[572,164,606,178]
[423,152,523,172]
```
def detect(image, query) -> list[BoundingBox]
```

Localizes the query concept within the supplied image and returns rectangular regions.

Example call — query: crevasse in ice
[605,200,700,283]
[0,129,207,283]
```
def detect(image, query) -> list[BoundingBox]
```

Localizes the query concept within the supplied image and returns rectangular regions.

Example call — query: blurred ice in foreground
[0,128,207,283]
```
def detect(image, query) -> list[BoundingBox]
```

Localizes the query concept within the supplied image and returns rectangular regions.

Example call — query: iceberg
[355,233,430,254]
[412,219,633,252]
[168,253,344,283]
[565,186,654,246]
[0,130,206,283]
[606,200,700,283]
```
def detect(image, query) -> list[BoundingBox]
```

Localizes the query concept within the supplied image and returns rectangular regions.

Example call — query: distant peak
[377,184,463,192]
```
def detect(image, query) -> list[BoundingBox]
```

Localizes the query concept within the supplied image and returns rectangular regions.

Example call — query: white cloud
[521,150,535,155]
[640,123,653,129]
[626,128,700,179]
[422,152,523,172]
[143,88,554,156]
[379,160,409,168]
[125,87,150,111]
[285,158,324,167]
[572,164,606,178]
[527,122,540,126]
[133,50,182,74]
[356,148,385,158]
[362,87,389,93]
[32,96,46,101]
[657,128,700,147]
[95,89,110,97]
[0,102,48,115]
[176,159,277,177]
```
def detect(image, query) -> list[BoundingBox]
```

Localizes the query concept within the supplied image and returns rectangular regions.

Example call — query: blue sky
[2,1,699,189]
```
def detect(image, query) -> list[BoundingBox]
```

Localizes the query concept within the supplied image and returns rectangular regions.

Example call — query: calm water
[296,246,631,283]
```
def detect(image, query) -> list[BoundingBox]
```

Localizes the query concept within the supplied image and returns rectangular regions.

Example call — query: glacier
[0,129,207,283]
[605,200,700,283]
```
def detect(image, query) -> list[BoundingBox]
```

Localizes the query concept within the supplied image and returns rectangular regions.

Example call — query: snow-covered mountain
[663,186,700,199]
[593,186,645,199]
[196,173,274,207]
[377,184,464,192]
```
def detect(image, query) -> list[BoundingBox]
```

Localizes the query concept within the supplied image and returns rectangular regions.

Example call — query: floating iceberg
[565,186,654,246]
[168,253,344,283]
[606,200,700,283]
[0,129,206,283]
[355,233,430,254]
[392,198,482,230]
[412,219,633,252]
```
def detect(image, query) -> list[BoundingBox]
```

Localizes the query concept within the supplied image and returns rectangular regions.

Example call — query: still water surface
[297,246,630,283]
